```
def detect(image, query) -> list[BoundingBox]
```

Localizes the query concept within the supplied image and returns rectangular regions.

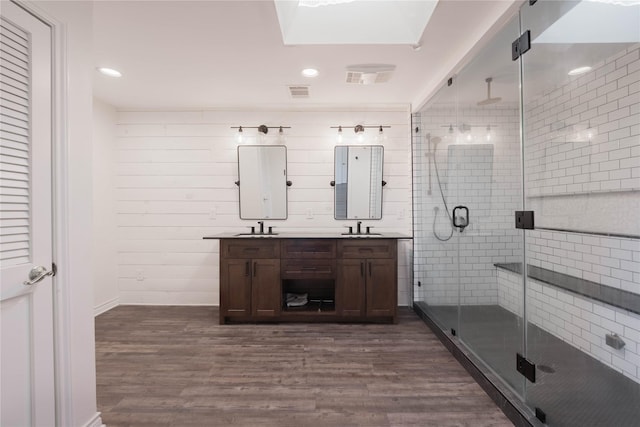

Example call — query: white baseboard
[82,412,104,427]
[94,297,119,317]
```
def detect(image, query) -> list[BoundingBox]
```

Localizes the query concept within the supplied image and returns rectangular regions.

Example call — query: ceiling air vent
[345,64,396,85]
[288,85,310,98]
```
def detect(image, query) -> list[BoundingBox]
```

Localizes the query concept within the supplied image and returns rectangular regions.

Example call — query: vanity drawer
[221,239,280,259]
[337,240,397,259]
[281,259,336,279]
[281,239,336,259]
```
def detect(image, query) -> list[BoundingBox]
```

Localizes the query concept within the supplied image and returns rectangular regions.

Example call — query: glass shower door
[412,79,461,334]
[520,1,640,425]
[453,15,526,399]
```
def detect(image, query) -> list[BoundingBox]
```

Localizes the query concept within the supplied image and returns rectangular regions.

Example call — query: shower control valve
[452,206,469,231]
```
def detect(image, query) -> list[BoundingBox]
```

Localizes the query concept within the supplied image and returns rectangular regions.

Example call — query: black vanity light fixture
[330,124,391,142]
[331,124,391,133]
[231,125,291,143]
[231,125,291,135]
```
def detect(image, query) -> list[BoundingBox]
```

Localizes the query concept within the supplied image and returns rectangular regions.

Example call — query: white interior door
[1,2,55,426]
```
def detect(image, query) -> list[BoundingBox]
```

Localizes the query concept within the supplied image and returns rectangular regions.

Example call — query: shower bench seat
[494,262,640,315]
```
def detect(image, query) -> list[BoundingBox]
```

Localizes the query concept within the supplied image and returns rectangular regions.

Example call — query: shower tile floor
[417,303,640,427]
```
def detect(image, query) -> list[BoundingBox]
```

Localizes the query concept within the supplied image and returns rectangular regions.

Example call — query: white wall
[111,109,413,306]
[30,1,100,426]
[92,99,119,314]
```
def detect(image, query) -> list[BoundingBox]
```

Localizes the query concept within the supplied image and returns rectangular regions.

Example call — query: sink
[234,233,279,237]
[340,232,382,236]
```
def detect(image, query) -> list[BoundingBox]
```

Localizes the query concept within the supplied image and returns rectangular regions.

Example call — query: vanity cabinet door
[337,240,397,321]
[220,259,252,319]
[251,259,281,317]
[219,239,280,323]
[365,258,396,318]
[337,259,366,317]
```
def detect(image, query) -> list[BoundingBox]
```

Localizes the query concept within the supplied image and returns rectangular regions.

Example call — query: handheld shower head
[431,136,442,147]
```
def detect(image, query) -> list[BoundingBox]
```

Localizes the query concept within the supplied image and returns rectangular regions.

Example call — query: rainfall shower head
[477,77,502,106]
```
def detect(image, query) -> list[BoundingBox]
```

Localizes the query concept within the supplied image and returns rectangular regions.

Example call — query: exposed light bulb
[337,125,343,143]
[375,125,386,143]
[235,126,244,144]
[585,122,595,141]
[278,126,286,143]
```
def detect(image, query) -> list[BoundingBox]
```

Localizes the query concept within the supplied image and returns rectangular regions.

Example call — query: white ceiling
[92,0,515,110]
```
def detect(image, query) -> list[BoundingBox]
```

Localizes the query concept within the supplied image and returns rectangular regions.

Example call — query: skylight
[533,1,640,44]
[273,0,438,45]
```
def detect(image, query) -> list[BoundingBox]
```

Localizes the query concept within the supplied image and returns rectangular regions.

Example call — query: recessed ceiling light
[302,68,319,77]
[568,66,592,76]
[97,67,122,78]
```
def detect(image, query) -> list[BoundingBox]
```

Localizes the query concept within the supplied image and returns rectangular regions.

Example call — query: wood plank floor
[95,306,513,427]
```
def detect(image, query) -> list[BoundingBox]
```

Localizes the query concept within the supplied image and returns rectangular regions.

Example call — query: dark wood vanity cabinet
[219,238,397,324]
[337,240,397,320]
[219,240,280,323]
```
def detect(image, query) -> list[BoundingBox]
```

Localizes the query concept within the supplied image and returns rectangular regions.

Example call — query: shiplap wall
[112,109,413,306]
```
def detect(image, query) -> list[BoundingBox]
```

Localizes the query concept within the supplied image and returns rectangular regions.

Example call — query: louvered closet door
[0,2,55,426]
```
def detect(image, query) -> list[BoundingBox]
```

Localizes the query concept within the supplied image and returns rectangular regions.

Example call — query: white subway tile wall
[413,106,522,305]
[525,44,640,197]
[115,110,413,306]
[498,269,640,383]
[528,230,640,295]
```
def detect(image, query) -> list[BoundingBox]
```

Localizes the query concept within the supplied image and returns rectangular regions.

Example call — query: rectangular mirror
[334,145,384,220]
[238,145,287,219]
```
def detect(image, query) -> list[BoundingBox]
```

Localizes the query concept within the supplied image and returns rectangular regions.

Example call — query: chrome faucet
[257,221,264,234]
[356,221,362,234]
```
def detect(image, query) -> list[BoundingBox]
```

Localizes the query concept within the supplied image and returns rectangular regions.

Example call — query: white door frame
[13,2,98,426]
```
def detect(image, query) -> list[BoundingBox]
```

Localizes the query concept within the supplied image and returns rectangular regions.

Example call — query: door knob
[23,265,54,286]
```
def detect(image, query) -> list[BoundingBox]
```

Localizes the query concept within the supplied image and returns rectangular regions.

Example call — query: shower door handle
[452,206,469,230]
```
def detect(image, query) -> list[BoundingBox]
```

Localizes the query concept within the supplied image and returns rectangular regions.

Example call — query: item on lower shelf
[309,298,335,312]
[286,292,308,307]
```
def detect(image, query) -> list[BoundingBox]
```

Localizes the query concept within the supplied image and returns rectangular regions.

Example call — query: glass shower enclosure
[413,1,640,426]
